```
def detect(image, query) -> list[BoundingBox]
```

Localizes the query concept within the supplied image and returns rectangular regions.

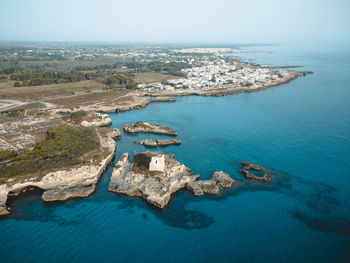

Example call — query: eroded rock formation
[123,122,178,136]
[187,171,235,196]
[108,151,198,208]
[240,161,270,181]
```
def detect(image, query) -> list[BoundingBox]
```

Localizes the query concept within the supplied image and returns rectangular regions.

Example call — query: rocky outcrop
[0,188,10,215]
[187,171,235,196]
[0,127,116,215]
[240,161,270,181]
[110,128,122,140]
[123,122,178,136]
[41,185,95,201]
[109,151,198,208]
[81,113,112,127]
[241,162,264,171]
[134,139,181,147]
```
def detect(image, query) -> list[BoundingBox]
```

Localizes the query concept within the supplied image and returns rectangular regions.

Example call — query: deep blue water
[1,44,350,263]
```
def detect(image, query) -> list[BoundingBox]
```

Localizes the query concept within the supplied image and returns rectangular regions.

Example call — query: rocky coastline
[0,116,117,216]
[144,71,313,97]
[108,152,272,209]
[0,60,311,216]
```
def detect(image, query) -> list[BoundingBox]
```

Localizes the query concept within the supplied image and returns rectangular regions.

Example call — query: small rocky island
[134,139,181,147]
[123,122,178,136]
[187,171,235,196]
[240,161,270,181]
[108,151,198,208]
[108,151,237,208]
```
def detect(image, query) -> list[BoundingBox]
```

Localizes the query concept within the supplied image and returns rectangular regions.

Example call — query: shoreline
[0,62,313,216]
[143,70,312,98]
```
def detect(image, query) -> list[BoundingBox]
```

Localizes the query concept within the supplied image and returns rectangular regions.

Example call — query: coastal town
[138,56,290,92]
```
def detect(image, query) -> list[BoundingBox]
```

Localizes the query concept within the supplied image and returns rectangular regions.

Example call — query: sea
[1,43,350,263]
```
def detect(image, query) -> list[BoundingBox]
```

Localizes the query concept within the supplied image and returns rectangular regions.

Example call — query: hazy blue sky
[1,0,349,43]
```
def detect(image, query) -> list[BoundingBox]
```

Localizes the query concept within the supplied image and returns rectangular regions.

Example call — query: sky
[1,0,350,44]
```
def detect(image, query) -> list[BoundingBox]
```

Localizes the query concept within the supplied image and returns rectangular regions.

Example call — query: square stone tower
[149,154,165,172]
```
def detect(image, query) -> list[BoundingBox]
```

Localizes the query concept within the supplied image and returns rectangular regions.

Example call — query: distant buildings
[140,53,284,92]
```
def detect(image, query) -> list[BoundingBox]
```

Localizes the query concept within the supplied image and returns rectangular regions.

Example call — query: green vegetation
[0,150,17,161]
[0,109,24,117]
[0,44,193,90]
[71,110,87,118]
[105,72,135,87]
[11,71,89,87]
[0,126,99,177]
[124,61,189,76]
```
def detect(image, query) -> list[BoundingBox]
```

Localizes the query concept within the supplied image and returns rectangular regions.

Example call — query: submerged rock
[123,122,178,136]
[134,139,181,147]
[108,151,198,208]
[187,171,235,196]
[240,162,270,181]
[241,161,264,171]
[41,185,95,201]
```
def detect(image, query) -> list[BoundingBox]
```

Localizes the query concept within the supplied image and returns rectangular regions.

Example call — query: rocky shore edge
[67,70,312,114]
[0,120,120,216]
[145,70,313,97]
[0,65,311,216]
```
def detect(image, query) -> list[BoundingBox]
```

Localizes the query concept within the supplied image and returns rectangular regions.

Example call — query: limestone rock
[187,171,235,196]
[240,162,270,181]
[0,126,116,215]
[241,162,264,171]
[110,128,122,140]
[123,122,178,136]
[81,113,112,127]
[134,139,181,147]
[42,185,95,201]
[109,151,198,208]
[187,179,220,196]
[240,169,270,181]
[0,206,9,216]
[212,171,235,188]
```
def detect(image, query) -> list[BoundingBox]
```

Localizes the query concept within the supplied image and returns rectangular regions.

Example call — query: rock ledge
[123,122,178,136]
[187,171,235,196]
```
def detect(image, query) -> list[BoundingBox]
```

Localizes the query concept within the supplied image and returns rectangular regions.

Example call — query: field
[0,80,105,101]
[134,72,181,84]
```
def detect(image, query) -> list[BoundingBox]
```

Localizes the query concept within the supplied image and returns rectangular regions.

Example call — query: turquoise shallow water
[1,44,350,263]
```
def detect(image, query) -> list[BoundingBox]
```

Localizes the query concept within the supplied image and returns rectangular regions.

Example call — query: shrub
[71,110,87,119]
[0,150,17,161]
